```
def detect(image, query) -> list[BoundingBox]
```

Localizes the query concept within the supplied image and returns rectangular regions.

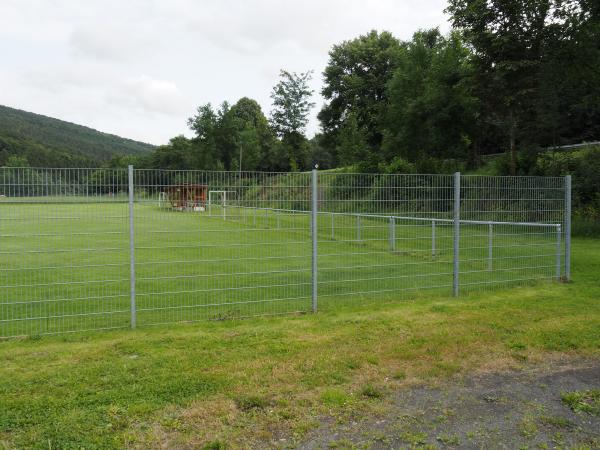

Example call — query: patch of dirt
[297,359,600,449]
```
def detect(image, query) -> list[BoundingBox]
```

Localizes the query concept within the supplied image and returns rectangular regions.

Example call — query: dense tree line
[2,0,597,177]
[319,0,599,174]
[137,0,598,176]
[137,71,320,172]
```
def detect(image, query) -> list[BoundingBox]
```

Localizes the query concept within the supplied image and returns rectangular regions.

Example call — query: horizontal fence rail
[0,167,570,337]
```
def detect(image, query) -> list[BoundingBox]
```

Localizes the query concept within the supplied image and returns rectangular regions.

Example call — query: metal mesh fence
[0,168,130,336]
[0,167,570,337]
[132,170,312,326]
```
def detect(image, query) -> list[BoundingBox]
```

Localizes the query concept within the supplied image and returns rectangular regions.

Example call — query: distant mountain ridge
[0,104,154,167]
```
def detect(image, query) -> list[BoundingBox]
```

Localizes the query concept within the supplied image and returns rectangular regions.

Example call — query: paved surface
[298,360,600,449]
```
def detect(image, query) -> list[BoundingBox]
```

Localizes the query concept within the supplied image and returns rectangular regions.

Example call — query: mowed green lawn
[0,205,594,448]
[1,200,560,337]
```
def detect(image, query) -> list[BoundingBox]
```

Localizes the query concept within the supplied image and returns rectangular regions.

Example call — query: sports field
[1,198,561,337]
[0,236,596,449]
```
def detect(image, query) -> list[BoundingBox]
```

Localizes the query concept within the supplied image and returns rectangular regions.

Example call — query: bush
[378,156,416,174]
[533,146,600,236]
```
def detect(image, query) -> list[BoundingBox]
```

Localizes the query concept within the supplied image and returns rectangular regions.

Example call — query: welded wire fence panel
[0,168,569,337]
[459,176,566,293]
[132,170,312,325]
[0,168,130,337]
[317,173,456,301]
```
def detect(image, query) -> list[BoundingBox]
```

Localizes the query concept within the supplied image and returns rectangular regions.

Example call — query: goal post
[158,191,168,208]
[208,190,238,218]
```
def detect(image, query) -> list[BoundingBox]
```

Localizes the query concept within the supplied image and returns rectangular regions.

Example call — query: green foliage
[533,146,600,236]
[561,390,600,415]
[269,71,316,171]
[378,156,416,174]
[446,0,600,173]
[4,1,600,181]
[319,30,402,153]
[0,104,153,167]
[149,135,195,170]
[177,98,286,172]
[538,415,575,429]
[270,70,315,137]
[187,103,223,170]
[4,155,30,167]
[234,395,270,412]
[360,384,383,399]
[383,29,477,164]
[335,112,370,167]
[534,147,600,206]
[320,389,350,407]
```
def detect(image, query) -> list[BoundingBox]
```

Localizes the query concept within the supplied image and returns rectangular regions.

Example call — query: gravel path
[299,360,600,449]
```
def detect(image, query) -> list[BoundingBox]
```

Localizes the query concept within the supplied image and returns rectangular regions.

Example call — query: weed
[437,434,460,445]
[518,417,539,438]
[561,390,600,415]
[202,441,226,450]
[538,415,575,429]
[360,384,383,399]
[400,430,427,445]
[321,389,350,408]
[234,395,269,412]
[392,370,406,380]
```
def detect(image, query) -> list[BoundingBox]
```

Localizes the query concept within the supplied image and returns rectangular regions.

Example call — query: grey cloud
[109,75,190,116]
[68,25,158,62]
[1,0,449,144]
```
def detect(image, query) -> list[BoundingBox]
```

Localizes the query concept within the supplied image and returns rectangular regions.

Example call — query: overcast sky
[0,0,450,145]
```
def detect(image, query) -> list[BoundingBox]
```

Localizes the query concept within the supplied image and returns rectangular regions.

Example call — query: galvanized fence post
[565,175,571,281]
[356,215,361,241]
[431,220,436,257]
[453,172,461,297]
[488,222,493,271]
[331,212,335,240]
[311,169,318,313]
[128,165,137,329]
[556,224,562,280]
[389,216,396,251]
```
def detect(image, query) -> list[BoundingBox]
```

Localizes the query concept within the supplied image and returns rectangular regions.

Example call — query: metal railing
[0,167,571,337]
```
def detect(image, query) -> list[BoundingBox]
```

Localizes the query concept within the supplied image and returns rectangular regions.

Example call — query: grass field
[0,236,597,448]
[1,200,561,337]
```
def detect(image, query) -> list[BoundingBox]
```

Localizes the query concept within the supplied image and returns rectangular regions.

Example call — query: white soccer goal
[158,191,168,208]
[208,190,238,218]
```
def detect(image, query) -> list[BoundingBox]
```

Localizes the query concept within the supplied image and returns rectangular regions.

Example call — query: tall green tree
[446,0,576,174]
[270,70,315,136]
[270,70,315,170]
[319,30,402,161]
[383,29,478,164]
[335,111,369,167]
[535,0,600,146]
[226,97,277,171]
[187,104,222,169]
[149,135,193,170]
